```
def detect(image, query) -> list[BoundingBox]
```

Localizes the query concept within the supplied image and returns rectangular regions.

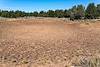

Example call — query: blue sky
[0,0,100,12]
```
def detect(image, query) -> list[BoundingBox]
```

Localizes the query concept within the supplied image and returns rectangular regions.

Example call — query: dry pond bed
[0,18,100,67]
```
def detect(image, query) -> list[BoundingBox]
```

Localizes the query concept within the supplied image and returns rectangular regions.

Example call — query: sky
[0,0,100,12]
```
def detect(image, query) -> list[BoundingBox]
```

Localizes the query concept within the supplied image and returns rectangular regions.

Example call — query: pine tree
[85,3,97,19]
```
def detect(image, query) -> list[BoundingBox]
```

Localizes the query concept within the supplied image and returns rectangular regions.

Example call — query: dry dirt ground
[0,18,100,67]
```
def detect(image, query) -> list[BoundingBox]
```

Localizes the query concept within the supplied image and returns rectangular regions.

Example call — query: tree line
[0,3,100,20]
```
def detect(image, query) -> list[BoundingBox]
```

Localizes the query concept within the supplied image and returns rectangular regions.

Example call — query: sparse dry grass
[71,56,100,67]
[0,18,100,67]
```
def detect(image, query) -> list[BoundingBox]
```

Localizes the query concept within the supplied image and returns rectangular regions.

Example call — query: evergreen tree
[75,5,85,19]
[33,11,38,17]
[85,3,97,19]
[55,10,64,18]
[97,4,100,17]
[39,11,47,17]
[47,10,55,17]
[64,9,70,18]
